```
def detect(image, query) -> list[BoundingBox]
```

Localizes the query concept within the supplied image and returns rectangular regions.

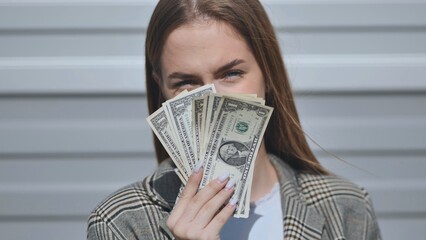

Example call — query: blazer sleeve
[364,190,382,240]
[87,212,120,240]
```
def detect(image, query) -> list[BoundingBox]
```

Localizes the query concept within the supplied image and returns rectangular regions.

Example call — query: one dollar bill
[199,96,273,217]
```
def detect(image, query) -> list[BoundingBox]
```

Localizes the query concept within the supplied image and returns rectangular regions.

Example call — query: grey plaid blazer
[87,154,381,239]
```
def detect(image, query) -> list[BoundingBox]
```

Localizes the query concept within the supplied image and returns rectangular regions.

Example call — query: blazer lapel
[281,193,325,239]
[269,155,325,240]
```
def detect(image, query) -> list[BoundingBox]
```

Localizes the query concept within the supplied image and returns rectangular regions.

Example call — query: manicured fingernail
[193,161,203,173]
[217,172,229,183]
[229,196,238,206]
[225,178,235,190]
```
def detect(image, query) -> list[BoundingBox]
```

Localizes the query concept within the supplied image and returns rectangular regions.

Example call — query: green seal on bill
[236,121,249,133]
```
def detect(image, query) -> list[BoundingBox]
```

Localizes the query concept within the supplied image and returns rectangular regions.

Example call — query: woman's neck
[250,143,279,202]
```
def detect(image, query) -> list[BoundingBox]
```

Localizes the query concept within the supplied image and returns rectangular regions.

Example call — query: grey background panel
[0,0,425,240]
[0,34,145,57]
[0,221,85,240]
[0,157,156,240]
[279,32,426,55]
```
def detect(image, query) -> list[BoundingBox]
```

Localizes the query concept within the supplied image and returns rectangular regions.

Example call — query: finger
[205,196,238,235]
[178,167,204,203]
[196,178,235,228]
[180,173,230,223]
[167,167,203,228]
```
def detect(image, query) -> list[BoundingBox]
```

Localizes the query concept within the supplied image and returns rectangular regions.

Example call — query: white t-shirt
[220,183,283,239]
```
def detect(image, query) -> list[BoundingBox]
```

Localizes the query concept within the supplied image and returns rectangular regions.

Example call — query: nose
[199,79,221,93]
[200,77,214,86]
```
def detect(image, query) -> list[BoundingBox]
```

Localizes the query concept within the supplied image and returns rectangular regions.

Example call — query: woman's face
[158,20,266,99]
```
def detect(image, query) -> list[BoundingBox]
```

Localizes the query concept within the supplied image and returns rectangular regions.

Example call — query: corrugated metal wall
[0,1,425,239]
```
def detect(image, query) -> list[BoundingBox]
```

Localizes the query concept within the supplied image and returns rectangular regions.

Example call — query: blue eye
[224,70,244,79]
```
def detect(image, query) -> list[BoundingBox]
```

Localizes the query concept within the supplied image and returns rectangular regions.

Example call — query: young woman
[88,0,381,239]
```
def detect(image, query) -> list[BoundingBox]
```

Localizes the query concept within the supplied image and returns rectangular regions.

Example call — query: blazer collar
[148,159,180,238]
[269,154,325,240]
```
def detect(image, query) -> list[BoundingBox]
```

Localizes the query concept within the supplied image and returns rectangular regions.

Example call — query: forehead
[160,20,252,74]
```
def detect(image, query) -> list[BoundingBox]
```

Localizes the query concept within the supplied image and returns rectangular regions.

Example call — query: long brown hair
[145,0,327,174]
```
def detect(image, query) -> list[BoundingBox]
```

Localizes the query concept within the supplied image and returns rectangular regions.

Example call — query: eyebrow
[215,59,245,76]
[167,58,246,80]
[167,72,198,79]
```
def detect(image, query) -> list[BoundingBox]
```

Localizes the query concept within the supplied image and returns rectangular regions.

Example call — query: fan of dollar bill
[146,84,273,218]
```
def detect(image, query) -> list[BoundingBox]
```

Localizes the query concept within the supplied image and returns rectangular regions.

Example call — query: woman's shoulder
[87,159,180,239]
[89,159,178,215]
[297,172,376,217]
[295,172,381,238]
[270,154,373,207]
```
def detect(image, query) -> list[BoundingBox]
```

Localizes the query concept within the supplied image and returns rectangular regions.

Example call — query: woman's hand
[166,168,237,240]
